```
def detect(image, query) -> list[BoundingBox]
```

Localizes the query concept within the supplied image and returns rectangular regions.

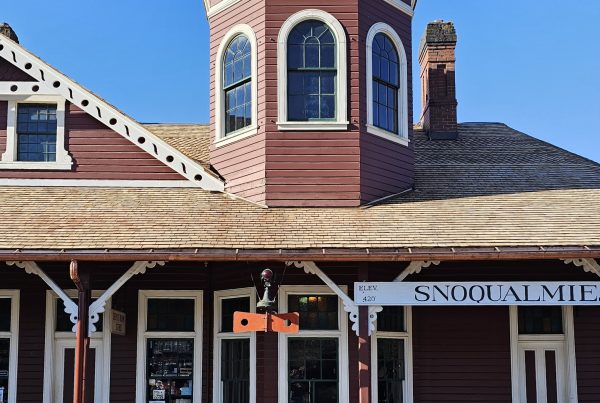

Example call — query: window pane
[377,306,405,332]
[288,295,338,330]
[0,299,10,332]
[224,34,251,87]
[289,338,338,403]
[0,338,10,402]
[221,297,250,333]
[147,299,194,332]
[518,306,563,334]
[320,95,335,119]
[56,299,103,332]
[222,339,250,403]
[147,339,194,401]
[377,338,405,403]
[321,72,335,95]
[16,104,58,162]
[321,45,335,68]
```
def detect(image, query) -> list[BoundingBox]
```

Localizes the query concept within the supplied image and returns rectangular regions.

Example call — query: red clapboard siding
[208,0,267,204]
[0,102,184,180]
[575,307,600,402]
[263,2,362,207]
[0,57,36,81]
[358,0,415,202]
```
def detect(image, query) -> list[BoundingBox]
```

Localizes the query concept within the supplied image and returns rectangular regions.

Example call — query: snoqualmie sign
[354,282,600,306]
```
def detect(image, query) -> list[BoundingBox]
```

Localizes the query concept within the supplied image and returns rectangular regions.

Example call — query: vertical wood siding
[0,102,184,180]
[574,307,600,402]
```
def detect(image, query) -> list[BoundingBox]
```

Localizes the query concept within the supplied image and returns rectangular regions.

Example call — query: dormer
[205,0,416,206]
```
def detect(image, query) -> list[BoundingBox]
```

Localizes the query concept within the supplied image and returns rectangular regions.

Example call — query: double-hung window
[366,23,409,144]
[213,288,256,403]
[215,25,258,145]
[136,291,203,403]
[372,306,413,403]
[0,291,19,403]
[279,286,348,403]
[287,20,336,122]
[0,98,72,169]
[277,10,348,130]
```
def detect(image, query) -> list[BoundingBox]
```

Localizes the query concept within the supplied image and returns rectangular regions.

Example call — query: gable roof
[0,123,598,261]
[0,34,224,191]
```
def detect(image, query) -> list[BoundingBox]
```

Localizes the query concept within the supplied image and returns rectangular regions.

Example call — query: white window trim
[42,289,112,403]
[215,24,259,147]
[0,290,19,403]
[1,96,73,170]
[365,22,409,145]
[136,290,203,403]
[213,287,257,403]
[277,9,349,131]
[277,285,349,403]
[371,306,413,403]
[509,306,578,403]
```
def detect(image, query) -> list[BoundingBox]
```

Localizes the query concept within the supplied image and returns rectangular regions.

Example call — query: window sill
[0,161,73,170]
[277,121,349,131]
[214,125,259,148]
[366,125,410,146]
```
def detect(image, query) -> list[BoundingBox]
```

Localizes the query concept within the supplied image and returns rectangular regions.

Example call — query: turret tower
[204,0,416,206]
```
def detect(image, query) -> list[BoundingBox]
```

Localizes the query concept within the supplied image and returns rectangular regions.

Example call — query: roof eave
[1,245,599,262]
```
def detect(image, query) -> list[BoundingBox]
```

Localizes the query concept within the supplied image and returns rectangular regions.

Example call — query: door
[518,341,566,403]
[54,339,103,403]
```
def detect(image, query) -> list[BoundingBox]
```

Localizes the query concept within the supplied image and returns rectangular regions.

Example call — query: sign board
[355,282,600,306]
[110,309,126,335]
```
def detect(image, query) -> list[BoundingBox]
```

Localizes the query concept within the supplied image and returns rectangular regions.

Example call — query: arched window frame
[215,24,258,146]
[277,9,348,131]
[366,22,409,145]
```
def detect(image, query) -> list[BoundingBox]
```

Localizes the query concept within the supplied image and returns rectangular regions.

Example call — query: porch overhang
[0,245,598,262]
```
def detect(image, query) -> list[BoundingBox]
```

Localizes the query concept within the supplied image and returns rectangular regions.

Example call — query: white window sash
[214,25,259,146]
[366,22,409,144]
[136,290,203,403]
[213,287,256,403]
[0,290,19,403]
[1,96,73,169]
[278,285,349,403]
[277,9,349,131]
[371,306,413,403]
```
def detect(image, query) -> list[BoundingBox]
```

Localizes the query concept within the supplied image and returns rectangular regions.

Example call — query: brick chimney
[0,23,19,43]
[419,20,457,140]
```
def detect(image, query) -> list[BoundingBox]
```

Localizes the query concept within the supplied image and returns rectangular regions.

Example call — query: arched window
[277,10,348,131]
[372,33,399,134]
[215,25,258,145]
[366,22,408,144]
[223,34,252,135]
[287,20,336,121]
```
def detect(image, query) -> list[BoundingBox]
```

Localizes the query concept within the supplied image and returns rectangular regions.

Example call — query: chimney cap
[419,20,456,54]
[0,23,19,43]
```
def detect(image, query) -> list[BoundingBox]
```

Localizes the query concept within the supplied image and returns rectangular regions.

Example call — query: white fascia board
[382,0,415,16]
[0,35,224,192]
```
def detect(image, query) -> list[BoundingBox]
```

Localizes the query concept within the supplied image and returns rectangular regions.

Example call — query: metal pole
[70,260,90,403]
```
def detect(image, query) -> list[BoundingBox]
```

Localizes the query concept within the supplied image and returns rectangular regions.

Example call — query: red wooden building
[0,0,600,402]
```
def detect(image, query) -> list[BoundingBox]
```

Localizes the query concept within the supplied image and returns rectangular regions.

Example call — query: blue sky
[3,0,600,162]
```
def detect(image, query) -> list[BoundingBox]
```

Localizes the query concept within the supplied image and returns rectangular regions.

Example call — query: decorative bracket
[394,260,440,282]
[6,261,79,329]
[88,261,164,333]
[562,258,600,278]
[6,260,164,334]
[286,261,363,336]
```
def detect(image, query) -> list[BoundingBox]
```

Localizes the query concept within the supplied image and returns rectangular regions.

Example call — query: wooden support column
[358,265,371,403]
[70,260,91,403]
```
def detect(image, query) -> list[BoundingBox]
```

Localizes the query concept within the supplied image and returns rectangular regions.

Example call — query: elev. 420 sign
[354,282,600,306]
